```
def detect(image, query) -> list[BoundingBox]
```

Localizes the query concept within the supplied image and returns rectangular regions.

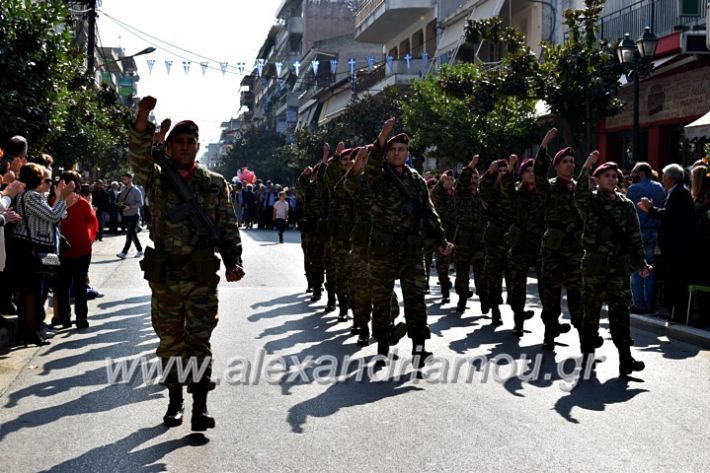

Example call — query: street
[1,228,709,473]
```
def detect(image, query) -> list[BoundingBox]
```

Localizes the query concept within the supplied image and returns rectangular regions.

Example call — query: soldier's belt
[140,247,220,283]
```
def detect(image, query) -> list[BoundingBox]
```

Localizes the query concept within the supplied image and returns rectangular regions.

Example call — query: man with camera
[116,173,144,259]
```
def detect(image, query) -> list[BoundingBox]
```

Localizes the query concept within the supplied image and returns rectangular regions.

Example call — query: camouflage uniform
[324,156,354,317]
[316,164,337,309]
[533,147,584,346]
[431,179,456,299]
[500,172,544,328]
[479,170,513,319]
[365,141,447,345]
[295,169,325,296]
[575,166,646,361]
[452,166,487,311]
[129,123,242,391]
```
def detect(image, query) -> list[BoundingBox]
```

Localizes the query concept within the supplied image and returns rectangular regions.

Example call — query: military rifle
[151,144,241,269]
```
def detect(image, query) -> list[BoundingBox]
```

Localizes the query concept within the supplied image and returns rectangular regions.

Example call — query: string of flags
[144,52,432,78]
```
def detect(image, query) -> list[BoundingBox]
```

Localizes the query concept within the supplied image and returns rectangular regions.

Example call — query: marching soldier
[501,155,544,337]
[479,157,514,324]
[533,128,583,350]
[324,144,355,322]
[430,171,456,303]
[317,144,338,311]
[295,162,325,301]
[453,155,487,314]
[129,96,244,431]
[575,152,650,376]
[365,117,453,367]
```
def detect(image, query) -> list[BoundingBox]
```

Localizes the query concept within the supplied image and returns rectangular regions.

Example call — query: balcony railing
[356,0,386,28]
[599,0,706,44]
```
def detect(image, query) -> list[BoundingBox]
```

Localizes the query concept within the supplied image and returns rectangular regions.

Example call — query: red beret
[386,133,409,149]
[443,169,454,177]
[592,161,618,177]
[167,120,199,141]
[518,158,534,174]
[339,148,355,159]
[426,178,437,187]
[552,146,575,167]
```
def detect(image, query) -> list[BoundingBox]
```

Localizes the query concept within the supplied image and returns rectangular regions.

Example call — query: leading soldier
[575,152,650,376]
[295,162,325,301]
[129,97,245,431]
[365,117,453,367]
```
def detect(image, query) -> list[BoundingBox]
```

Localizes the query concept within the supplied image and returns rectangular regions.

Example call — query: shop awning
[318,89,352,126]
[685,110,710,140]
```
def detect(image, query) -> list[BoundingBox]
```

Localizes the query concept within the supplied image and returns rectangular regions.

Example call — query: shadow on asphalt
[38,425,207,472]
[553,371,649,423]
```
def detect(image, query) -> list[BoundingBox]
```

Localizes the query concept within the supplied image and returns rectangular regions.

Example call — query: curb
[631,313,710,349]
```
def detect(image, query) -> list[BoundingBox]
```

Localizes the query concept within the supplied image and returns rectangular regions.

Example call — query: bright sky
[97,0,282,154]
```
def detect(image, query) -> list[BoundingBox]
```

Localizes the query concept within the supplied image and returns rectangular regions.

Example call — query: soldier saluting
[129,96,245,431]
[575,151,650,376]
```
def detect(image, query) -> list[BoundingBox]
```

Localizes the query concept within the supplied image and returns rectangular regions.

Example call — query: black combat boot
[479,293,490,315]
[441,280,450,304]
[337,294,349,322]
[310,285,322,302]
[350,321,360,335]
[356,325,370,347]
[618,344,645,377]
[191,387,216,432]
[412,339,433,370]
[163,387,184,427]
[374,338,389,369]
[456,294,467,313]
[388,322,407,346]
[325,283,336,312]
[491,305,503,326]
[306,274,313,293]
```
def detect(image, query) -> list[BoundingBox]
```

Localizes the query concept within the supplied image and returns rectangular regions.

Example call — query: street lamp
[98,47,157,69]
[617,26,658,165]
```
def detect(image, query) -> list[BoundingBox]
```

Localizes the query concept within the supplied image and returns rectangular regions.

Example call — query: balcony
[600,0,707,44]
[356,58,429,93]
[355,0,434,43]
[288,16,304,36]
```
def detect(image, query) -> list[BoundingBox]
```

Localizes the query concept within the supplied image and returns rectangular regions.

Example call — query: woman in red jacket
[54,171,98,329]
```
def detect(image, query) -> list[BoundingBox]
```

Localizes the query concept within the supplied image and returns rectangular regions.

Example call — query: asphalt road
[1,228,708,473]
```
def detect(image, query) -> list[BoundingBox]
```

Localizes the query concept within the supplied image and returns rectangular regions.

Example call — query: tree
[220,127,287,183]
[536,0,628,153]
[0,0,81,148]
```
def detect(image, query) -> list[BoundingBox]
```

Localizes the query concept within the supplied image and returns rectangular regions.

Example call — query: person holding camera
[116,173,144,259]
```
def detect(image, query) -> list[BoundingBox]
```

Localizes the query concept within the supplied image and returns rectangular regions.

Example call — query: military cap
[167,120,199,141]
[518,158,534,174]
[592,161,618,177]
[386,133,409,149]
[552,146,575,167]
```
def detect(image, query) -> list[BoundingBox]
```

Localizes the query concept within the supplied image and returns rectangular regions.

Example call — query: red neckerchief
[393,166,405,175]
[604,191,617,202]
[178,164,198,182]
[557,175,576,192]
[522,182,535,193]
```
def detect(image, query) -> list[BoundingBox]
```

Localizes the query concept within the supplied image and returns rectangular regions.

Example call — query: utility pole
[86,0,98,76]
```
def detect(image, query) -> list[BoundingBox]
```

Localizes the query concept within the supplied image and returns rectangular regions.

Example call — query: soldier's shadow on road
[287,365,424,434]
[553,371,649,424]
[39,424,208,473]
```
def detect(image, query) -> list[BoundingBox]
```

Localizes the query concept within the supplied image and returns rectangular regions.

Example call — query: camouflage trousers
[507,240,542,314]
[483,237,509,307]
[369,242,430,342]
[349,242,372,327]
[435,250,452,286]
[150,275,219,390]
[540,248,583,329]
[323,235,336,293]
[580,265,633,352]
[453,240,486,302]
[300,226,324,288]
[331,233,352,300]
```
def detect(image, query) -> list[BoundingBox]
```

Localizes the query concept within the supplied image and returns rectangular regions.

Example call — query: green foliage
[537,0,626,153]
[220,127,287,183]
[0,0,81,148]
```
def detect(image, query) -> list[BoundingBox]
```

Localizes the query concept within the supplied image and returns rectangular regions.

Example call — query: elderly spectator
[53,171,98,329]
[7,163,75,346]
[626,162,667,314]
[637,163,695,321]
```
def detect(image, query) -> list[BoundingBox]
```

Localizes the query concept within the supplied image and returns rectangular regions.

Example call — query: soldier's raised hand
[378,117,396,146]
[488,159,502,174]
[322,143,330,162]
[138,96,157,114]
[303,166,313,176]
[335,141,345,157]
[584,150,600,169]
[508,154,519,173]
[352,147,368,173]
[469,154,479,169]
[541,128,557,148]
[439,242,454,256]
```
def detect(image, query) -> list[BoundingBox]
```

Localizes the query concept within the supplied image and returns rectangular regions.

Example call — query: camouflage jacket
[500,172,545,244]
[295,171,323,223]
[534,147,583,251]
[454,166,485,233]
[343,167,374,246]
[575,167,646,268]
[324,156,354,234]
[431,180,456,238]
[128,123,242,264]
[479,171,513,230]
[365,141,447,246]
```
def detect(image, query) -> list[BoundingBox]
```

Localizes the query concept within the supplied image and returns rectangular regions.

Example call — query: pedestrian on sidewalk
[116,173,144,259]
[129,96,244,432]
[273,191,289,243]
